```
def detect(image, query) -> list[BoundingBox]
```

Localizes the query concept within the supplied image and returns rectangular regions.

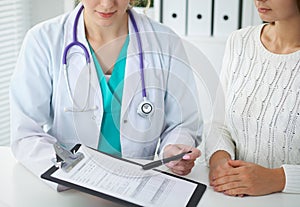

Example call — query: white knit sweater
[205,24,300,193]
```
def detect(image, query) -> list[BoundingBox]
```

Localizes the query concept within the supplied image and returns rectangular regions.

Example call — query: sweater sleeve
[204,32,237,163]
[282,165,300,193]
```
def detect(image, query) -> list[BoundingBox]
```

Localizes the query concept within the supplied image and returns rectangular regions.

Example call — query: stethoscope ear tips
[137,99,154,118]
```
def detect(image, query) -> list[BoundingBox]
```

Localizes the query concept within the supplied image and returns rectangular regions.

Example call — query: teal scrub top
[89,36,129,157]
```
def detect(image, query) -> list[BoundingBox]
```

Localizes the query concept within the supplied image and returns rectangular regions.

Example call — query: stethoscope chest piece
[137,98,154,118]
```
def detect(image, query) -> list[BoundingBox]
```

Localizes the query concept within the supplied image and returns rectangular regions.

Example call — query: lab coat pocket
[121,101,165,143]
[71,110,100,146]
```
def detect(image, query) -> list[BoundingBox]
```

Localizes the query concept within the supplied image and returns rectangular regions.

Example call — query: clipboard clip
[52,143,84,173]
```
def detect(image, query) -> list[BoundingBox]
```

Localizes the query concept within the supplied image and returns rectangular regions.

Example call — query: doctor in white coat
[10,0,202,190]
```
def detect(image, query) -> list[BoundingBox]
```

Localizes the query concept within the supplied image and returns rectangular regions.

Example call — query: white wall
[30,0,65,26]
[0,1,67,146]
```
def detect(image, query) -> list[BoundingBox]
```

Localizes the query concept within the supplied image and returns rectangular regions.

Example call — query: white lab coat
[10,4,202,190]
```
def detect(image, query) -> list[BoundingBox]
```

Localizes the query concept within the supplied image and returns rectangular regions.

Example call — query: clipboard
[41,144,206,207]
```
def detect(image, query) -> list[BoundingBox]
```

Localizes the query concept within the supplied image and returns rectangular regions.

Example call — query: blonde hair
[129,0,151,14]
[130,0,151,9]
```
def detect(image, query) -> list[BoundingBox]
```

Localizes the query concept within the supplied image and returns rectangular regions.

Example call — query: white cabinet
[155,0,261,72]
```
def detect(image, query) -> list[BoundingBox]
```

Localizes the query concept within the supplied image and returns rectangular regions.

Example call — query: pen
[142,150,192,170]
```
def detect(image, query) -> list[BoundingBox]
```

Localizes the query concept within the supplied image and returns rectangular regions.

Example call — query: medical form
[44,145,205,207]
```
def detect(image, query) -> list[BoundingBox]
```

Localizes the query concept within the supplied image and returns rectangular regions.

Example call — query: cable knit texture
[205,24,300,193]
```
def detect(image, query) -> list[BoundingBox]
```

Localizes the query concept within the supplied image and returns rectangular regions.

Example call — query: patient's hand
[210,160,286,196]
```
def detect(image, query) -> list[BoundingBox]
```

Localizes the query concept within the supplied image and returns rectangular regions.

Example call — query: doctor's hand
[163,144,201,175]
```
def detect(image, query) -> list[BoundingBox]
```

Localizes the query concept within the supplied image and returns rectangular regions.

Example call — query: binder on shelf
[213,0,240,37]
[153,0,161,22]
[162,0,187,36]
[187,0,212,37]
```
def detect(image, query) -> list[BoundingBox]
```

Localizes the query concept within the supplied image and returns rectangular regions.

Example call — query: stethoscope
[62,5,154,118]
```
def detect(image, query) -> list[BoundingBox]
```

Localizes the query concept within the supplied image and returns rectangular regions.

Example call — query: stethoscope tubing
[62,5,153,116]
[63,5,90,65]
[127,10,147,98]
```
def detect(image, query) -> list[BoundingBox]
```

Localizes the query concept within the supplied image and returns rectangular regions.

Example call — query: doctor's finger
[170,163,194,175]
[167,159,195,171]
[165,156,195,166]
[182,147,201,160]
